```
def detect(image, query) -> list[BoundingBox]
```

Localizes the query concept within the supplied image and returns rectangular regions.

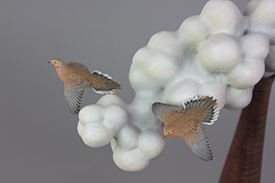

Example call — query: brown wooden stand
[219,75,275,183]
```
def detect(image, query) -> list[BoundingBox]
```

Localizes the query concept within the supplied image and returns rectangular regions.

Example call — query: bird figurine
[48,58,121,114]
[151,96,219,161]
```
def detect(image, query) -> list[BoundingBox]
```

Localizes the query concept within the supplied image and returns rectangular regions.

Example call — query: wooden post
[219,75,274,183]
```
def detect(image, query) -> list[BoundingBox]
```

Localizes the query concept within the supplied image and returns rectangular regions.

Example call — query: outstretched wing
[184,96,219,125]
[64,79,89,114]
[151,102,183,122]
[183,120,214,161]
[90,70,121,94]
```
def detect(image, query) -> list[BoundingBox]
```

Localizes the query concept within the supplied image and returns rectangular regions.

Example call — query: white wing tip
[92,88,115,94]
[92,70,113,80]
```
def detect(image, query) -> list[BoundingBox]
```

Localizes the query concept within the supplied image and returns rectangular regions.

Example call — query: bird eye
[53,62,56,64]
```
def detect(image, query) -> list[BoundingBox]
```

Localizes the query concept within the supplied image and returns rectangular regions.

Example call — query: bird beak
[48,60,51,64]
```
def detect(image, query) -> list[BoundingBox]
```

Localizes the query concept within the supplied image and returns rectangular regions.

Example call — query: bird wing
[151,102,183,123]
[184,96,219,125]
[90,70,121,94]
[183,120,214,161]
[64,79,90,114]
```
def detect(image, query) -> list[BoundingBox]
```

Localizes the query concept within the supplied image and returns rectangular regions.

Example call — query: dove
[152,96,219,161]
[48,58,121,114]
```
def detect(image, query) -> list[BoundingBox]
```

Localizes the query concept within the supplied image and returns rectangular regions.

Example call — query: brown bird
[49,58,121,114]
[152,96,219,161]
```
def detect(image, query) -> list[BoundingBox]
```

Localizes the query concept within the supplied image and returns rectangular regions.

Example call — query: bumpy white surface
[78,0,275,171]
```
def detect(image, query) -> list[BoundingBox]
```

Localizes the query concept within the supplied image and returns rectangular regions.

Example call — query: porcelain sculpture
[77,0,275,171]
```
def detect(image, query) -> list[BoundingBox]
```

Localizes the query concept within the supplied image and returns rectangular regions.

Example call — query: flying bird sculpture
[49,58,121,114]
[152,96,219,161]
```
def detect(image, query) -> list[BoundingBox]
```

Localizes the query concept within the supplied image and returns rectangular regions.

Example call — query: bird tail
[89,70,121,94]
[184,96,219,125]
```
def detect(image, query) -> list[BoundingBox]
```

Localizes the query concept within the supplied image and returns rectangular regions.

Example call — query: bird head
[48,58,65,71]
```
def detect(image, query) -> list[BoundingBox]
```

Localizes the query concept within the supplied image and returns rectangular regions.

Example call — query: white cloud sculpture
[77,0,275,171]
